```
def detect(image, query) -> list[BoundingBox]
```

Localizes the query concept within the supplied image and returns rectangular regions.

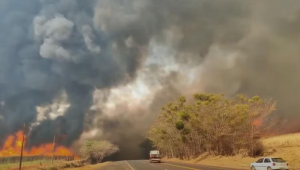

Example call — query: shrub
[251,141,264,157]
[79,140,119,164]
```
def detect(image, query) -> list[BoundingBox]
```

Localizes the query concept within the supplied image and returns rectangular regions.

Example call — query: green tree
[234,94,276,156]
[148,93,276,159]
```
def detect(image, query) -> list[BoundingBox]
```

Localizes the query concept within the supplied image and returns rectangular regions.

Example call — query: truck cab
[149,150,161,163]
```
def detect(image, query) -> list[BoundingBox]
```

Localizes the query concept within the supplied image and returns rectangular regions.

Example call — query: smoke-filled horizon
[1,0,300,160]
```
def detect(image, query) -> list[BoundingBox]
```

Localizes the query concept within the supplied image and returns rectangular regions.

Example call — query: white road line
[125,161,135,170]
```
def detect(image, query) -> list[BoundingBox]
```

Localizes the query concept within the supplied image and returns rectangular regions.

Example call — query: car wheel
[251,166,256,170]
[267,167,272,170]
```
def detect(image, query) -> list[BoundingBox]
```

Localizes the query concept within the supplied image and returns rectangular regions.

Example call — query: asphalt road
[97,160,244,170]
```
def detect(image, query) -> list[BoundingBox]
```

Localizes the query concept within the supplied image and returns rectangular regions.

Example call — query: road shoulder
[163,159,249,170]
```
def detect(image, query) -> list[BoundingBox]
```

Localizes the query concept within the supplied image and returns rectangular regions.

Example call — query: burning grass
[0,130,79,170]
[0,131,75,157]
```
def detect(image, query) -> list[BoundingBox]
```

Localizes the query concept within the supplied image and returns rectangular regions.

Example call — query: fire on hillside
[0,131,75,157]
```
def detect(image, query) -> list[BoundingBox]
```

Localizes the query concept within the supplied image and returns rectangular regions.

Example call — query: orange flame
[252,120,261,126]
[0,131,75,157]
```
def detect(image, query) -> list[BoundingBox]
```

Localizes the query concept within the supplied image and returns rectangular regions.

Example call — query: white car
[250,157,289,170]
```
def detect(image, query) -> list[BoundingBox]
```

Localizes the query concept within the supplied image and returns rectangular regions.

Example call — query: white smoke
[82,25,101,54]
[35,90,70,123]
[34,15,78,62]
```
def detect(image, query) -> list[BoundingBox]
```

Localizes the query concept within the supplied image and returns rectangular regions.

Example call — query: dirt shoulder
[163,154,253,169]
[64,162,111,170]
[36,160,112,170]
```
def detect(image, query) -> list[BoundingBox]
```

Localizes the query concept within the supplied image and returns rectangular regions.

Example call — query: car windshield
[272,158,286,162]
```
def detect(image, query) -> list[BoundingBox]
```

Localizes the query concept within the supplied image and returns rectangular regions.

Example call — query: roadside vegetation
[148,93,277,159]
[0,160,59,170]
[162,134,300,169]
[78,140,119,164]
[0,140,118,170]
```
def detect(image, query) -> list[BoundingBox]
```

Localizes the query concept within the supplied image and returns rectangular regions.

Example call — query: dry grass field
[164,133,300,170]
[0,160,57,170]
[262,133,300,148]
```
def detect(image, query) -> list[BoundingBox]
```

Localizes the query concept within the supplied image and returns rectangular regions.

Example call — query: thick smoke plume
[0,0,300,159]
[0,0,145,146]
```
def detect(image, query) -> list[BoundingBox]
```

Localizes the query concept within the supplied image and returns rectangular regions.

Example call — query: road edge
[125,161,135,170]
[163,160,249,170]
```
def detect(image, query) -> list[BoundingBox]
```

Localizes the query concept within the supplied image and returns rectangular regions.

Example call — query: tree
[148,93,277,159]
[79,140,119,164]
[234,94,276,156]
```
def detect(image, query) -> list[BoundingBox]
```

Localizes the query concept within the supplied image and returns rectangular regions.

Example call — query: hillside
[262,133,300,148]
[262,133,300,169]
[164,133,300,170]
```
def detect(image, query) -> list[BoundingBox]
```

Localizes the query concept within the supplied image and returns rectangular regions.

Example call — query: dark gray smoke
[0,0,145,146]
[91,0,300,159]
[1,0,300,160]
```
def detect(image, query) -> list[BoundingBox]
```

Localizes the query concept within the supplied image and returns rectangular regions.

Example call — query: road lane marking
[125,161,135,170]
[164,163,202,170]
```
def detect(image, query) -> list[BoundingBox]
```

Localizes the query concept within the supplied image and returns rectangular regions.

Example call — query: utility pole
[232,132,235,156]
[19,123,26,170]
[51,135,56,166]
[251,121,254,157]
